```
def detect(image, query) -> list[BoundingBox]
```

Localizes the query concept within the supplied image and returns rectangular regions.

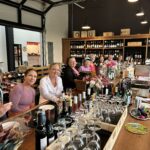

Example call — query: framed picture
[73,31,80,38]
[81,31,88,38]
[88,30,96,37]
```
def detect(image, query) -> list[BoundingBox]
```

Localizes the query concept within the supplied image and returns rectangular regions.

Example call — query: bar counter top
[3,95,150,150]
[113,108,150,150]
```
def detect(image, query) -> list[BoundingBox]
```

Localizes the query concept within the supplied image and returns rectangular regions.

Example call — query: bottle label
[82,91,86,99]
[78,94,82,102]
[69,99,72,107]
[74,96,78,104]
[115,87,118,93]
[87,88,91,95]
[40,137,47,150]
[105,88,109,95]
[48,136,55,144]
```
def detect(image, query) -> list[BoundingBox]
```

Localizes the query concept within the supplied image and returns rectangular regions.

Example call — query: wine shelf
[62,34,150,64]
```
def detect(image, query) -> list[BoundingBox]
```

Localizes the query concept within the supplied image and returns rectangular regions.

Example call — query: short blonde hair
[49,63,61,70]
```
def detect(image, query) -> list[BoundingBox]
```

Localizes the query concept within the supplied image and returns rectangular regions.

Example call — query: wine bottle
[124,89,132,106]
[86,87,91,101]
[68,97,72,115]
[61,93,68,117]
[105,85,109,95]
[114,86,119,96]
[73,96,78,113]
[82,91,86,103]
[35,111,47,150]
[45,110,55,146]
[78,93,82,109]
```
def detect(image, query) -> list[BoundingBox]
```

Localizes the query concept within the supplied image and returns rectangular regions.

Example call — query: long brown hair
[24,68,37,77]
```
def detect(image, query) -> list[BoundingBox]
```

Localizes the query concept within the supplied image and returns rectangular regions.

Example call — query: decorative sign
[27,42,40,55]
[81,31,88,38]
[88,30,96,37]
[73,31,80,38]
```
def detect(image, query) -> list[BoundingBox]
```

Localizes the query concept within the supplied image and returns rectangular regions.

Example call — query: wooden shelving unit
[62,34,150,64]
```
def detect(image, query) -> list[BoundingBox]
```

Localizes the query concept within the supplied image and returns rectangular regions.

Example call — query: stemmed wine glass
[66,88,72,97]
[65,130,77,150]
[105,109,111,123]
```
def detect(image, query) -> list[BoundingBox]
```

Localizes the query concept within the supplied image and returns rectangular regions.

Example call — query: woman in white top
[39,63,63,106]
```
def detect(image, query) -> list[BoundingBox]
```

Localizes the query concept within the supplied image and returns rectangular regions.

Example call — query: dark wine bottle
[68,98,72,115]
[86,87,91,101]
[105,85,109,95]
[61,93,68,117]
[45,110,55,146]
[35,111,47,150]
[73,96,78,113]
[82,91,86,103]
[78,93,82,109]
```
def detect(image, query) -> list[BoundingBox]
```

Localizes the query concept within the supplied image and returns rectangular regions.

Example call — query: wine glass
[66,88,72,97]
[105,110,111,123]
[65,130,77,150]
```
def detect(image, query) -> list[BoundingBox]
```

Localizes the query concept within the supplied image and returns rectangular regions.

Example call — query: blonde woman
[39,63,63,105]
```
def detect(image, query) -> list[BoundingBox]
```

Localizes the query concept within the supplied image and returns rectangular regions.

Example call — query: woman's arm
[9,85,28,112]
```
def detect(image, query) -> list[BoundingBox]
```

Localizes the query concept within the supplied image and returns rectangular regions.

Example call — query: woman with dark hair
[62,57,80,91]
[9,68,37,113]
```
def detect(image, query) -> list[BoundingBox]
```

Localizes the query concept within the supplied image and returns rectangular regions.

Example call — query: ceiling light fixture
[82,25,91,30]
[141,20,148,24]
[128,0,138,2]
[136,11,144,16]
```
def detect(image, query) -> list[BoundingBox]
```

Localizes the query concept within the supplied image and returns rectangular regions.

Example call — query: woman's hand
[3,102,13,112]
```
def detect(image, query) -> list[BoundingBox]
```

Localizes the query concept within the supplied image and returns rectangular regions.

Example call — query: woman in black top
[62,57,80,91]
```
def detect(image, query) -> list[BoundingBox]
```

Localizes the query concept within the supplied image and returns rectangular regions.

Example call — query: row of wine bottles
[35,109,59,150]
[104,40,124,48]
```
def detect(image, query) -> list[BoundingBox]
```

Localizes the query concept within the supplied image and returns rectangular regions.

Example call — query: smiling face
[84,60,91,67]
[24,69,37,86]
[49,64,61,78]
[68,57,77,68]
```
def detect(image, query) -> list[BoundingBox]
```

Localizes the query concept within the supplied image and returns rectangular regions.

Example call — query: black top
[62,66,78,91]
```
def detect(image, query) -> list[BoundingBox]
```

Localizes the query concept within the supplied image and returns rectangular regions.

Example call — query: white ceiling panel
[0,4,17,22]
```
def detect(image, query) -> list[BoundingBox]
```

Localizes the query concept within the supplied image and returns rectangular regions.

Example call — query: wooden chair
[74,79,86,92]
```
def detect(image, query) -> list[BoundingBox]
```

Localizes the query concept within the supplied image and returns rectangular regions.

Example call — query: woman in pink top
[9,68,37,113]
[79,58,91,72]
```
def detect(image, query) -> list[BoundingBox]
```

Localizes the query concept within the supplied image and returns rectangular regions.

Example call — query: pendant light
[141,20,148,24]
[136,11,144,17]
[128,0,138,2]
[82,25,91,30]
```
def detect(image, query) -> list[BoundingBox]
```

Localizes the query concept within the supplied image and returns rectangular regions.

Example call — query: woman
[39,63,63,105]
[9,68,37,113]
[62,57,80,91]
[97,55,107,75]
[79,58,91,73]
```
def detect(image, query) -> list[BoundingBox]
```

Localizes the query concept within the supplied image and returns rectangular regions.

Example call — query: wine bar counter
[2,99,150,150]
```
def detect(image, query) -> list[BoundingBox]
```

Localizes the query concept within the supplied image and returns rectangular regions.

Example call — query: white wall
[0,26,8,72]
[13,28,42,64]
[45,5,68,64]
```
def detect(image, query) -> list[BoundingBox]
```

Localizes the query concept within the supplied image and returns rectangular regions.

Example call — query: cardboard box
[73,31,80,38]
[121,28,131,35]
[127,42,142,46]
[103,32,114,37]
[88,30,96,37]
[81,31,88,38]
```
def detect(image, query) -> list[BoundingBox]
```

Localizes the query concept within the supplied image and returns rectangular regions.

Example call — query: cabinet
[62,34,150,65]
[14,44,23,68]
